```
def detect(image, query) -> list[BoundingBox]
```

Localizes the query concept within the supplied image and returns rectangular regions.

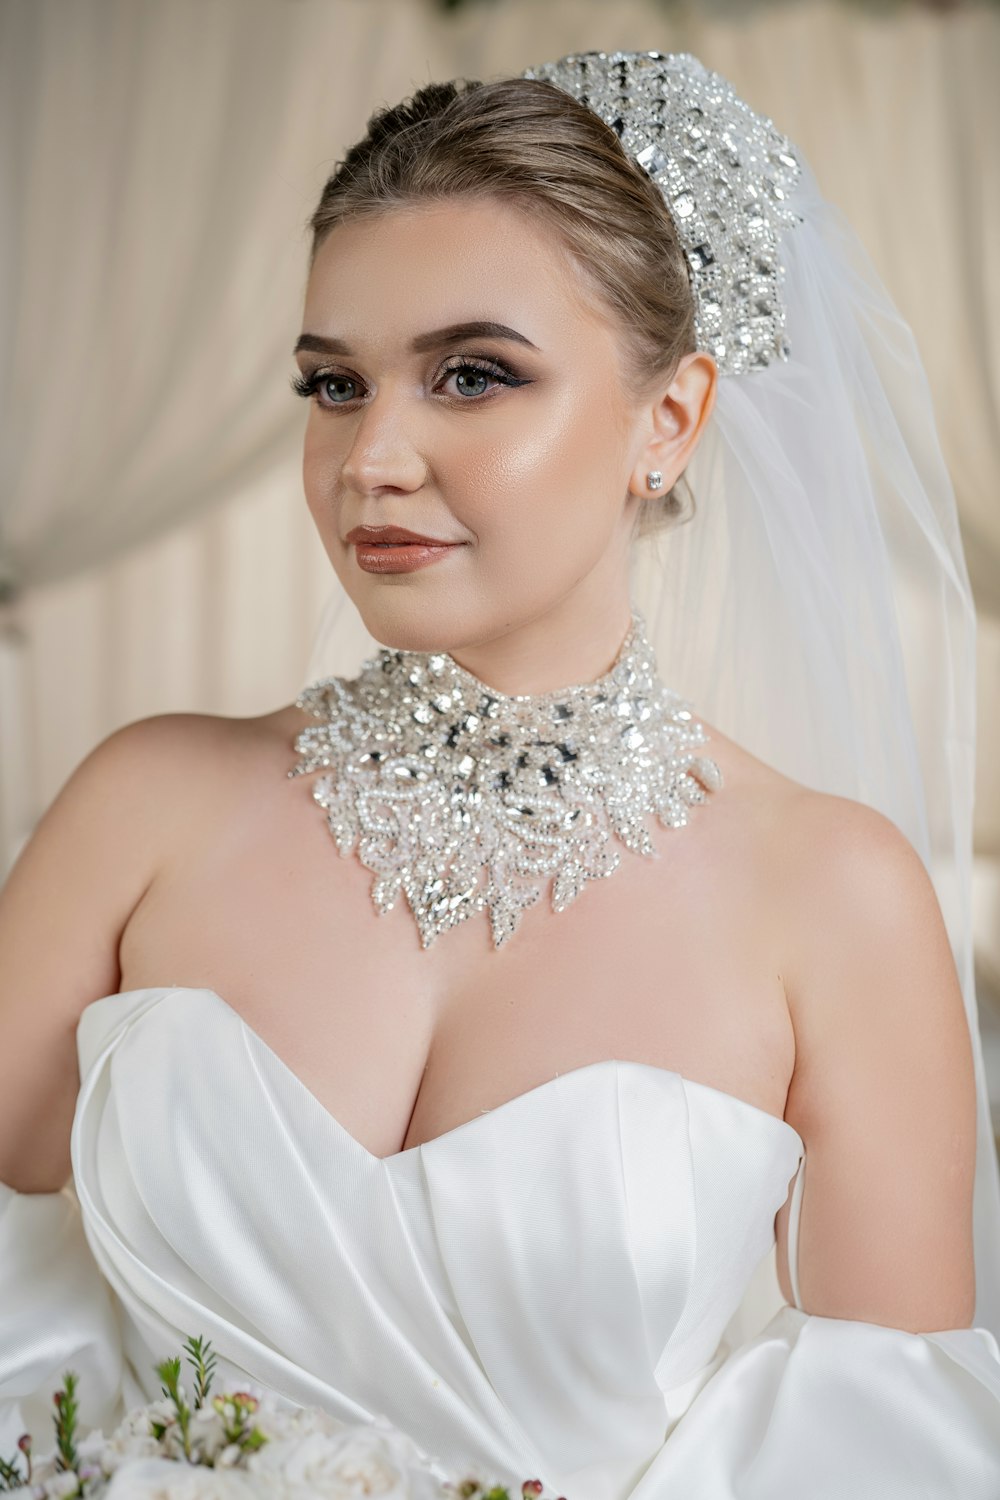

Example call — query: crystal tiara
[521,50,805,378]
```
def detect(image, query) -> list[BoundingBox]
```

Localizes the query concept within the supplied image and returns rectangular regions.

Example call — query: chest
[116,734,795,1158]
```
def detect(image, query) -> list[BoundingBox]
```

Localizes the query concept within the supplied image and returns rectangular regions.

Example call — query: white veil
[635,150,1000,1346]
[298,69,1000,1346]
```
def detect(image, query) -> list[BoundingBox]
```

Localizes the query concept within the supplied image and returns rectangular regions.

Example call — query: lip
[345,524,460,546]
[345,524,466,576]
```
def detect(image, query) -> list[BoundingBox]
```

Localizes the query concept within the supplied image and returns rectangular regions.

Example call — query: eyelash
[288,355,529,409]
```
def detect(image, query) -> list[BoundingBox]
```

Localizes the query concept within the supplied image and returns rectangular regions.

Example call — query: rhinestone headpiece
[289,608,722,950]
[521,51,804,378]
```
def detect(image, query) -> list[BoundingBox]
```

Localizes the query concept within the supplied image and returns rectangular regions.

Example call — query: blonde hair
[306,76,698,536]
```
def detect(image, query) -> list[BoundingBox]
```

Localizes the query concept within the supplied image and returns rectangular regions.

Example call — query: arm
[774,793,977,1331]
[0,713,217,1192]
[0,711,243,1454]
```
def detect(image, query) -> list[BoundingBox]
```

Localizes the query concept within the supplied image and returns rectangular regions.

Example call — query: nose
[339,391,427,497]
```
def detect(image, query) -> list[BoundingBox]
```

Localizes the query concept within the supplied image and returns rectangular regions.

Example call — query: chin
[350,587,484,657]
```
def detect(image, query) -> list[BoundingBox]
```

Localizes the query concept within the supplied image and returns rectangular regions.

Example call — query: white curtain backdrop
[1,1,998,993]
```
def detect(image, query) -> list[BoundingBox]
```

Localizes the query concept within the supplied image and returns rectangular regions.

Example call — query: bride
[2,50,1000,1498]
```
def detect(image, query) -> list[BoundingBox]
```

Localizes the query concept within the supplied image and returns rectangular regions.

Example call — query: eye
[289,370,361,406]
[289,354,531,411]
[437,359,523,400]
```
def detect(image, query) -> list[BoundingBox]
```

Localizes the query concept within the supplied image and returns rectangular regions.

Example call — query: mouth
[345,524,466,576]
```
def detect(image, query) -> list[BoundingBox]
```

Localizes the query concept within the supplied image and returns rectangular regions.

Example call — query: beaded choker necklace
[288,607,722,949]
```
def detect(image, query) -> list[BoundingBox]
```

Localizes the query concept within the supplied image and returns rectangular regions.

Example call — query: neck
[291,594,720,951]
[441,588,636,698]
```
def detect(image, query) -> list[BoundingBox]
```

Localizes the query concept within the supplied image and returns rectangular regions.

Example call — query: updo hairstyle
[306,76,699,537]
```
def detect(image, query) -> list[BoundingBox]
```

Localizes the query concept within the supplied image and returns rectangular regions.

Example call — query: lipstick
[346,524,465,575]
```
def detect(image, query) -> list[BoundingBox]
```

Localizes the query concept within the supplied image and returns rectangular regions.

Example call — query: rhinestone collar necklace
[288,607,722,949]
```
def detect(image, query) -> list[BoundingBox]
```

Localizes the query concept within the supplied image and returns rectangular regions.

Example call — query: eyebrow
[292,321,540,358]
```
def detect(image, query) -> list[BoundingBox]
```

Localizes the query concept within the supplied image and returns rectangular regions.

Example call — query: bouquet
[0,1335,556,1500]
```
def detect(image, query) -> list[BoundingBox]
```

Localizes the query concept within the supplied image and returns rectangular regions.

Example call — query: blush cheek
[302,441,347,547]
[302,437,325,514]
[445,434,624,623]
[473,394,626,538]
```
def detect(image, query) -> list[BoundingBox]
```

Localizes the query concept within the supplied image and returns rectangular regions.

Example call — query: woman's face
[295,197,714,668]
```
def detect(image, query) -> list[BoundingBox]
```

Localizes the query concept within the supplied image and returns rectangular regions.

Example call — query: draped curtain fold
[1,0,998,909]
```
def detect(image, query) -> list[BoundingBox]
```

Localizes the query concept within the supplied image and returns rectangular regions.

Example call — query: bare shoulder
[0,704,302,990]
[771,774,957,1017]
[0,699,312,1190]
[700,712,938,911]
[706,719,960,1046]
[701,722,978,1327]
[40,703,305,846]
[88,698,313,801]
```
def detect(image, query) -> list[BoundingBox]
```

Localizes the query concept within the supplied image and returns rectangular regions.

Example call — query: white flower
[217,1442,247,1468]
[155,1406,232,1467]
[103,1455,261,1499]
[246,1423,417,1500]
[252,1399,345,1447]
[100,1395,177,1471]
[36,1472,86,1500]
[13,1386,494,1500]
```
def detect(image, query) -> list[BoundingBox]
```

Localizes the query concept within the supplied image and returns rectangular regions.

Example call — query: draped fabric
[2,986,1000,1496]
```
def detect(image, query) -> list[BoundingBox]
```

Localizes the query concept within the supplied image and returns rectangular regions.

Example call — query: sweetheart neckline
[81,985,805,1165]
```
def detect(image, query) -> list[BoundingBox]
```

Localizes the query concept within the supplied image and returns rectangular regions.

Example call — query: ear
[627,352,717,499]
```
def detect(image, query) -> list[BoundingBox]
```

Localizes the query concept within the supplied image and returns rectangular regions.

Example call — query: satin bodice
[73,985,803,1495]
[4,983,999,1500]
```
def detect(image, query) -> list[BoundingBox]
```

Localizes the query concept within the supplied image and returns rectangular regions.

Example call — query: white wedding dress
[3,983,1000,1497]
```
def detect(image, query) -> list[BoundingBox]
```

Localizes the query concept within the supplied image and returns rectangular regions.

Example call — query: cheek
[450,384,630,540]
[302,426,343,529]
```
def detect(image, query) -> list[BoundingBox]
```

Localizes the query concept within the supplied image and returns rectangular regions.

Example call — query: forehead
[302,198,616,353]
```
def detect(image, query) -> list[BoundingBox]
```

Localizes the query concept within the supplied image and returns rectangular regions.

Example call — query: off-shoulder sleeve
[0,1175,125,1460]
[634,1302,1000,1498]
[637,1154,1000,1497]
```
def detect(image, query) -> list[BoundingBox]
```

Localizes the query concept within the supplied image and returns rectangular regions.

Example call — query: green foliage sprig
[0,1335,245,1493]
[183,1333,218,1410]
[152,1355,195,1460]
[0,1438,31,1491]
[0,1331,549,1498]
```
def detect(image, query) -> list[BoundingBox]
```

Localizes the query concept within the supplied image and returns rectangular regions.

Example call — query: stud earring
[646,470,663,492]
